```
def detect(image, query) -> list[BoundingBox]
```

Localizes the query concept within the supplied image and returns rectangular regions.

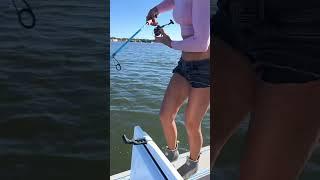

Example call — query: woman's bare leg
[211,38,256,165]
[184,87,210,160]
[160,73,190,149]
[240,80,320,180]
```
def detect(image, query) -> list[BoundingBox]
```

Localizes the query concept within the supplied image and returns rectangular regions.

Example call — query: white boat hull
[111,126,211,180]
[130,126,183,180]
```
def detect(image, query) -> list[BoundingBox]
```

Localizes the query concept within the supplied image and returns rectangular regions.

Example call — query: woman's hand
[146,7,159,26]
[155,29,172,48]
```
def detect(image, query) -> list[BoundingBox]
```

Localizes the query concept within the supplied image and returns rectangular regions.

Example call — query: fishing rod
[11,0,36,29]
[111,19,174,71]
[111,23,149,71]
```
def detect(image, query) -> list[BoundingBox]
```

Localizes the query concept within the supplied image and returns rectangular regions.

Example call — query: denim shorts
[212,1,320,83]
[172,58,210,88]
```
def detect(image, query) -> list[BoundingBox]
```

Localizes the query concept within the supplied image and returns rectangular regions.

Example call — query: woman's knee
[184,117,201,134]
[184,105,207,134]
[159,109,176,124]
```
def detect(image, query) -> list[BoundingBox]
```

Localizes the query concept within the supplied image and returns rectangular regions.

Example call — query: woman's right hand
[146,7,159,26]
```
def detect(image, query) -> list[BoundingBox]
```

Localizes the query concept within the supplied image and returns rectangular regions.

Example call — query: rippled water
[0,0,107,177]
[110,42,210,175]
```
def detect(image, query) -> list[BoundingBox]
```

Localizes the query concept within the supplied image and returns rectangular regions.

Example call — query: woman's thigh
[240,80,320,180]
[160,73,190,119]
[185,87,210,129]
[212,38,256,164]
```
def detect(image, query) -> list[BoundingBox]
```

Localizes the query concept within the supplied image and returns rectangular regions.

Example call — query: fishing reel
[154,19,174,37]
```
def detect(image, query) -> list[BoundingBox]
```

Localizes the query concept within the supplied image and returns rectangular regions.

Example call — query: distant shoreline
[110,37,154,43]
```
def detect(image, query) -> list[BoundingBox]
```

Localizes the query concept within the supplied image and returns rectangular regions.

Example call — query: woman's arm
[171,0,210,52]
[156,0,175,14]
[147,0,174,25]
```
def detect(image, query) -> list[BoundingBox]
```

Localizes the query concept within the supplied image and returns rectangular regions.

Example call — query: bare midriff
[181,35,210,61]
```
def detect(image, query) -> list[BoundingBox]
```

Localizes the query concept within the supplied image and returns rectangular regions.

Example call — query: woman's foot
[177,157,199,179]
[164,146,179,162]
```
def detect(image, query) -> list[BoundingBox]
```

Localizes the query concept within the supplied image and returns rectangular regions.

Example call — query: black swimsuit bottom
[212,0,320,83]
[173,58,210,88]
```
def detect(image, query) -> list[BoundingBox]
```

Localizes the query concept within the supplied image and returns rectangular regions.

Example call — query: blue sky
[110,0,182,40]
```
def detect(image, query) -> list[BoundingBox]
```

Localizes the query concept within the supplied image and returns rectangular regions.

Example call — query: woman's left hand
[155,29,172,48]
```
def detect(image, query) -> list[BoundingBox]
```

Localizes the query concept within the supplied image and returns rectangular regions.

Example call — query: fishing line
[11,0,36,29]
[112,56,122,71]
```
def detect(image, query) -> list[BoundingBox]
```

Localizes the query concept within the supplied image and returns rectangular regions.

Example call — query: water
[110,42,210,175]
[0,0,108,177]
[1,0,319,178]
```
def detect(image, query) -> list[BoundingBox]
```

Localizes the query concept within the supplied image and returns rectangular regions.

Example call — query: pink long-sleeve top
[156,0,210,52]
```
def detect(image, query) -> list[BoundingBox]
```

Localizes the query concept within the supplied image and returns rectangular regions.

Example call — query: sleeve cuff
[171,41,181,50]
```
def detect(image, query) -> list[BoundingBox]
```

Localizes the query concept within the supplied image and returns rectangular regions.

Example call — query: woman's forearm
[156,0,175,14]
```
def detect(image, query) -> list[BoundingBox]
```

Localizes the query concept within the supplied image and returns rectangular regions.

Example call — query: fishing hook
[12,0,36,29]
[112,56,121,71]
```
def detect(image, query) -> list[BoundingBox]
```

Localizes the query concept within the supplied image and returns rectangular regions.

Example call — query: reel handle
[153,19,174,37]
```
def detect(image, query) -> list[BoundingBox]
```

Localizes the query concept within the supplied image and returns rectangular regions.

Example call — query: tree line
[110,37,154,43]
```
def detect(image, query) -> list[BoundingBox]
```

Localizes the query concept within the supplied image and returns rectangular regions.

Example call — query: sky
[110,0,182,40]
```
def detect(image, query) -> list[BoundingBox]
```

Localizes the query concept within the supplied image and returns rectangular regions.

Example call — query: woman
[212,0,320,179]
[146,0,210,178]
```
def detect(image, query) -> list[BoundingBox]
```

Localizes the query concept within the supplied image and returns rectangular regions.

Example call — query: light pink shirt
[156,0,210,52]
